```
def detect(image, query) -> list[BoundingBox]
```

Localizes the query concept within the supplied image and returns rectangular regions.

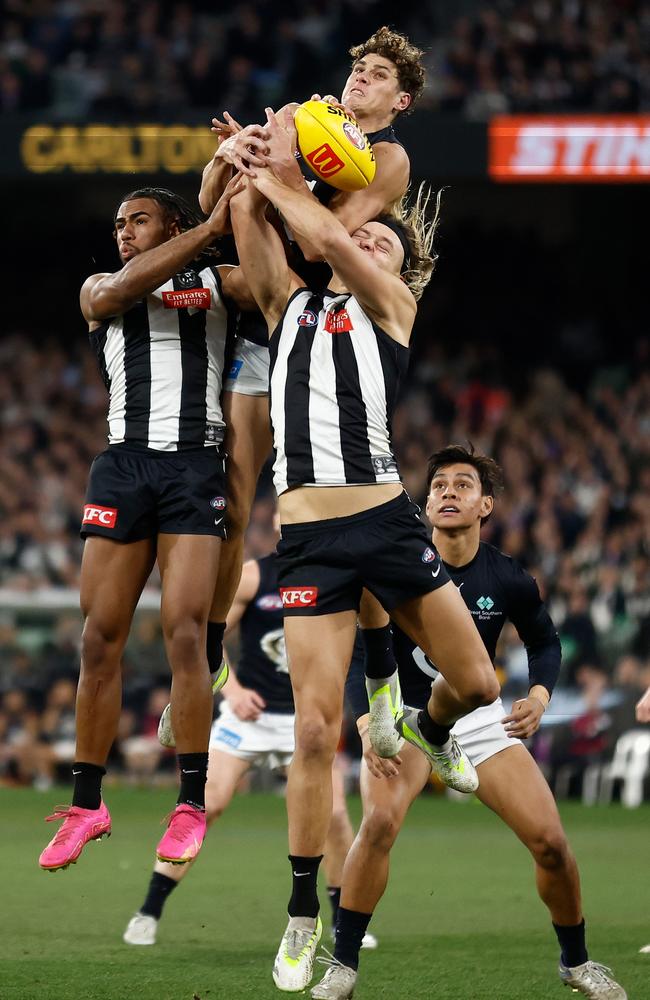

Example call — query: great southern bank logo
[476,596,494,611]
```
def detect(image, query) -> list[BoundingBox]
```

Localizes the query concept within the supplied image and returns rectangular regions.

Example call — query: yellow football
[294,100,376,192]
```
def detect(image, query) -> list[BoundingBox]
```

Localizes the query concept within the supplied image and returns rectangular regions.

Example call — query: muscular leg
[151,751,251,885]
[209,391,272,623]
[475,745,582,925]
[285,611,357,858]
[158,534,222,753]
[323,757,355,888]
[392,583,499,727]
[76,537,156,764]
[341,743,430,915]
[127,750,251,935]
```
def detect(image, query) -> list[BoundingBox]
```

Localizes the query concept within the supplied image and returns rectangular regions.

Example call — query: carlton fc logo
[298,309,318,327]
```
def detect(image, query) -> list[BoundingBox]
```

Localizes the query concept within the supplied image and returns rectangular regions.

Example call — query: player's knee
[294,716,337,762]
[80,620,123,672]
[205,796,227,825]
[461,667,500,709]
[361,807,400,854]
[164,617,205,670]
[529,826,570,870]
[328,801,352,839]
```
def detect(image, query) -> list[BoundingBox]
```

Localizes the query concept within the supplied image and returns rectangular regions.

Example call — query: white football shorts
[209,700,294,769]
[450,696,521,767]
[223,337,270,396]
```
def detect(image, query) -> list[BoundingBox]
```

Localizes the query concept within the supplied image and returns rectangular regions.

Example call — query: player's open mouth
[439,506,459,513]
[349,88,365,97]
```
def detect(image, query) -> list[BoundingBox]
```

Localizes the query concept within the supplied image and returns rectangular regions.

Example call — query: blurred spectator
[2,1,650,119]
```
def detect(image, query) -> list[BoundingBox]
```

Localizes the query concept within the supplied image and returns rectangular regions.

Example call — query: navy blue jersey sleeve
[345,632,369,720]
[506,564,561,696]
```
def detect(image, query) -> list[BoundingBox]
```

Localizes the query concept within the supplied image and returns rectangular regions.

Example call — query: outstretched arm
[252,111,415,344]
[81,175,242,326]
[229,179,299,333]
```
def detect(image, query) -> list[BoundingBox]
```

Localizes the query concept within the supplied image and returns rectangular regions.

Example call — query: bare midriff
[278,482,403,524]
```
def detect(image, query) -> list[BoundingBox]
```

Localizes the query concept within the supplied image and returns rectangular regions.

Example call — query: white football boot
[366,670,404,758]
[273,916,322,991]
[559,960,627,998]
[311,956,357,999]
[123,912,158,945]
[396,707,478,793]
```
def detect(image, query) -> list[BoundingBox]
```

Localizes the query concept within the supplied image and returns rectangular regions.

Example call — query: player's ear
[480,495,494,519]
[394,91,411,114]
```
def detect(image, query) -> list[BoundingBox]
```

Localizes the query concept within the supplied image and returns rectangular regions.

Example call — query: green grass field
[2,787,647,1000]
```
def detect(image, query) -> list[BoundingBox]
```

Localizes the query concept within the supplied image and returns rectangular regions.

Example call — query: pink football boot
[156,804,206,864]
[39,802,111,871]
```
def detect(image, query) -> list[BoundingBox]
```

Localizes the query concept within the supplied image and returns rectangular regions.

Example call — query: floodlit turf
[2,787,648,999]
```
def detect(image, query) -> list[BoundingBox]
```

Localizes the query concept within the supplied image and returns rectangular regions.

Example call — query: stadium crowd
[1,327,648,792]
[1,0,650,120]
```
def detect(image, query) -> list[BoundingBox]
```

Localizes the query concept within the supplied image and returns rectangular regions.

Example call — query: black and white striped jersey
[89,263,234,451]
[269,288,408,495]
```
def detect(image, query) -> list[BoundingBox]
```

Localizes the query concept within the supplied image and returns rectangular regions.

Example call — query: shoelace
[284,926,317,959]
[314,948,355,987]
[45,806,84,846]
[580,963,617,987]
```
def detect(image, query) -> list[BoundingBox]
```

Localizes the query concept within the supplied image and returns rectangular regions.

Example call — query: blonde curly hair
[349,26,426,113]
[389,183,442,301]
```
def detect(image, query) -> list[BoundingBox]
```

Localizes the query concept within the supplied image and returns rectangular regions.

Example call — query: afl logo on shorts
[342,121,366,151]
[297,309,318,327]
[421,546,437,564]
[210,496,226,510]
[257,593,284,612]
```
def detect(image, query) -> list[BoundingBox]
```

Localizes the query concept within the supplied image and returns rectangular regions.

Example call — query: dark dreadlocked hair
[114,187,220,259]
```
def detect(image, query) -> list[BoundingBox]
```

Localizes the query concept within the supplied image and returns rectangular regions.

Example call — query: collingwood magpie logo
[177,270,198,287]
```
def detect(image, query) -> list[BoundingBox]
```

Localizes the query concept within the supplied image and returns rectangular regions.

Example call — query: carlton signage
[489,116,650,181]
[20,124,217,174]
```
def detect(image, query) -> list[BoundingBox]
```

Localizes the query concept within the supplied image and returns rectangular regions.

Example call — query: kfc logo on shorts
[421,546,437,564]
[210,496,226,510]
[82,505,118,529]
[297,309,318,327]
[280,587,319,608]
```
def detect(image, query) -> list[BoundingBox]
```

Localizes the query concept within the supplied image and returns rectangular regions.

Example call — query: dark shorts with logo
[81,445,227,542]
[276,492,450,617]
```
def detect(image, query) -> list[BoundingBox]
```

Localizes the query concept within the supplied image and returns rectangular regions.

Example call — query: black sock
[71,762,106,810]
[553,919,588,968]
[288,854,322,918]
[141,872,178,920]
[207,621,226,676]
[334,907,372,971]
[418,708,451,748]
[177,752,208,810]
[327,885,341,928]
[362,625,397,680]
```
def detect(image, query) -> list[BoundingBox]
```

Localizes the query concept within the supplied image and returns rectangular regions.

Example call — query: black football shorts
[81,444,227,542]
[276,492,450,616]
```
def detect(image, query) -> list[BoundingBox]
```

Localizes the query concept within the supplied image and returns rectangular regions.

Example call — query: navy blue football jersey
[237,553,294,713]
[347,542,561,717]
